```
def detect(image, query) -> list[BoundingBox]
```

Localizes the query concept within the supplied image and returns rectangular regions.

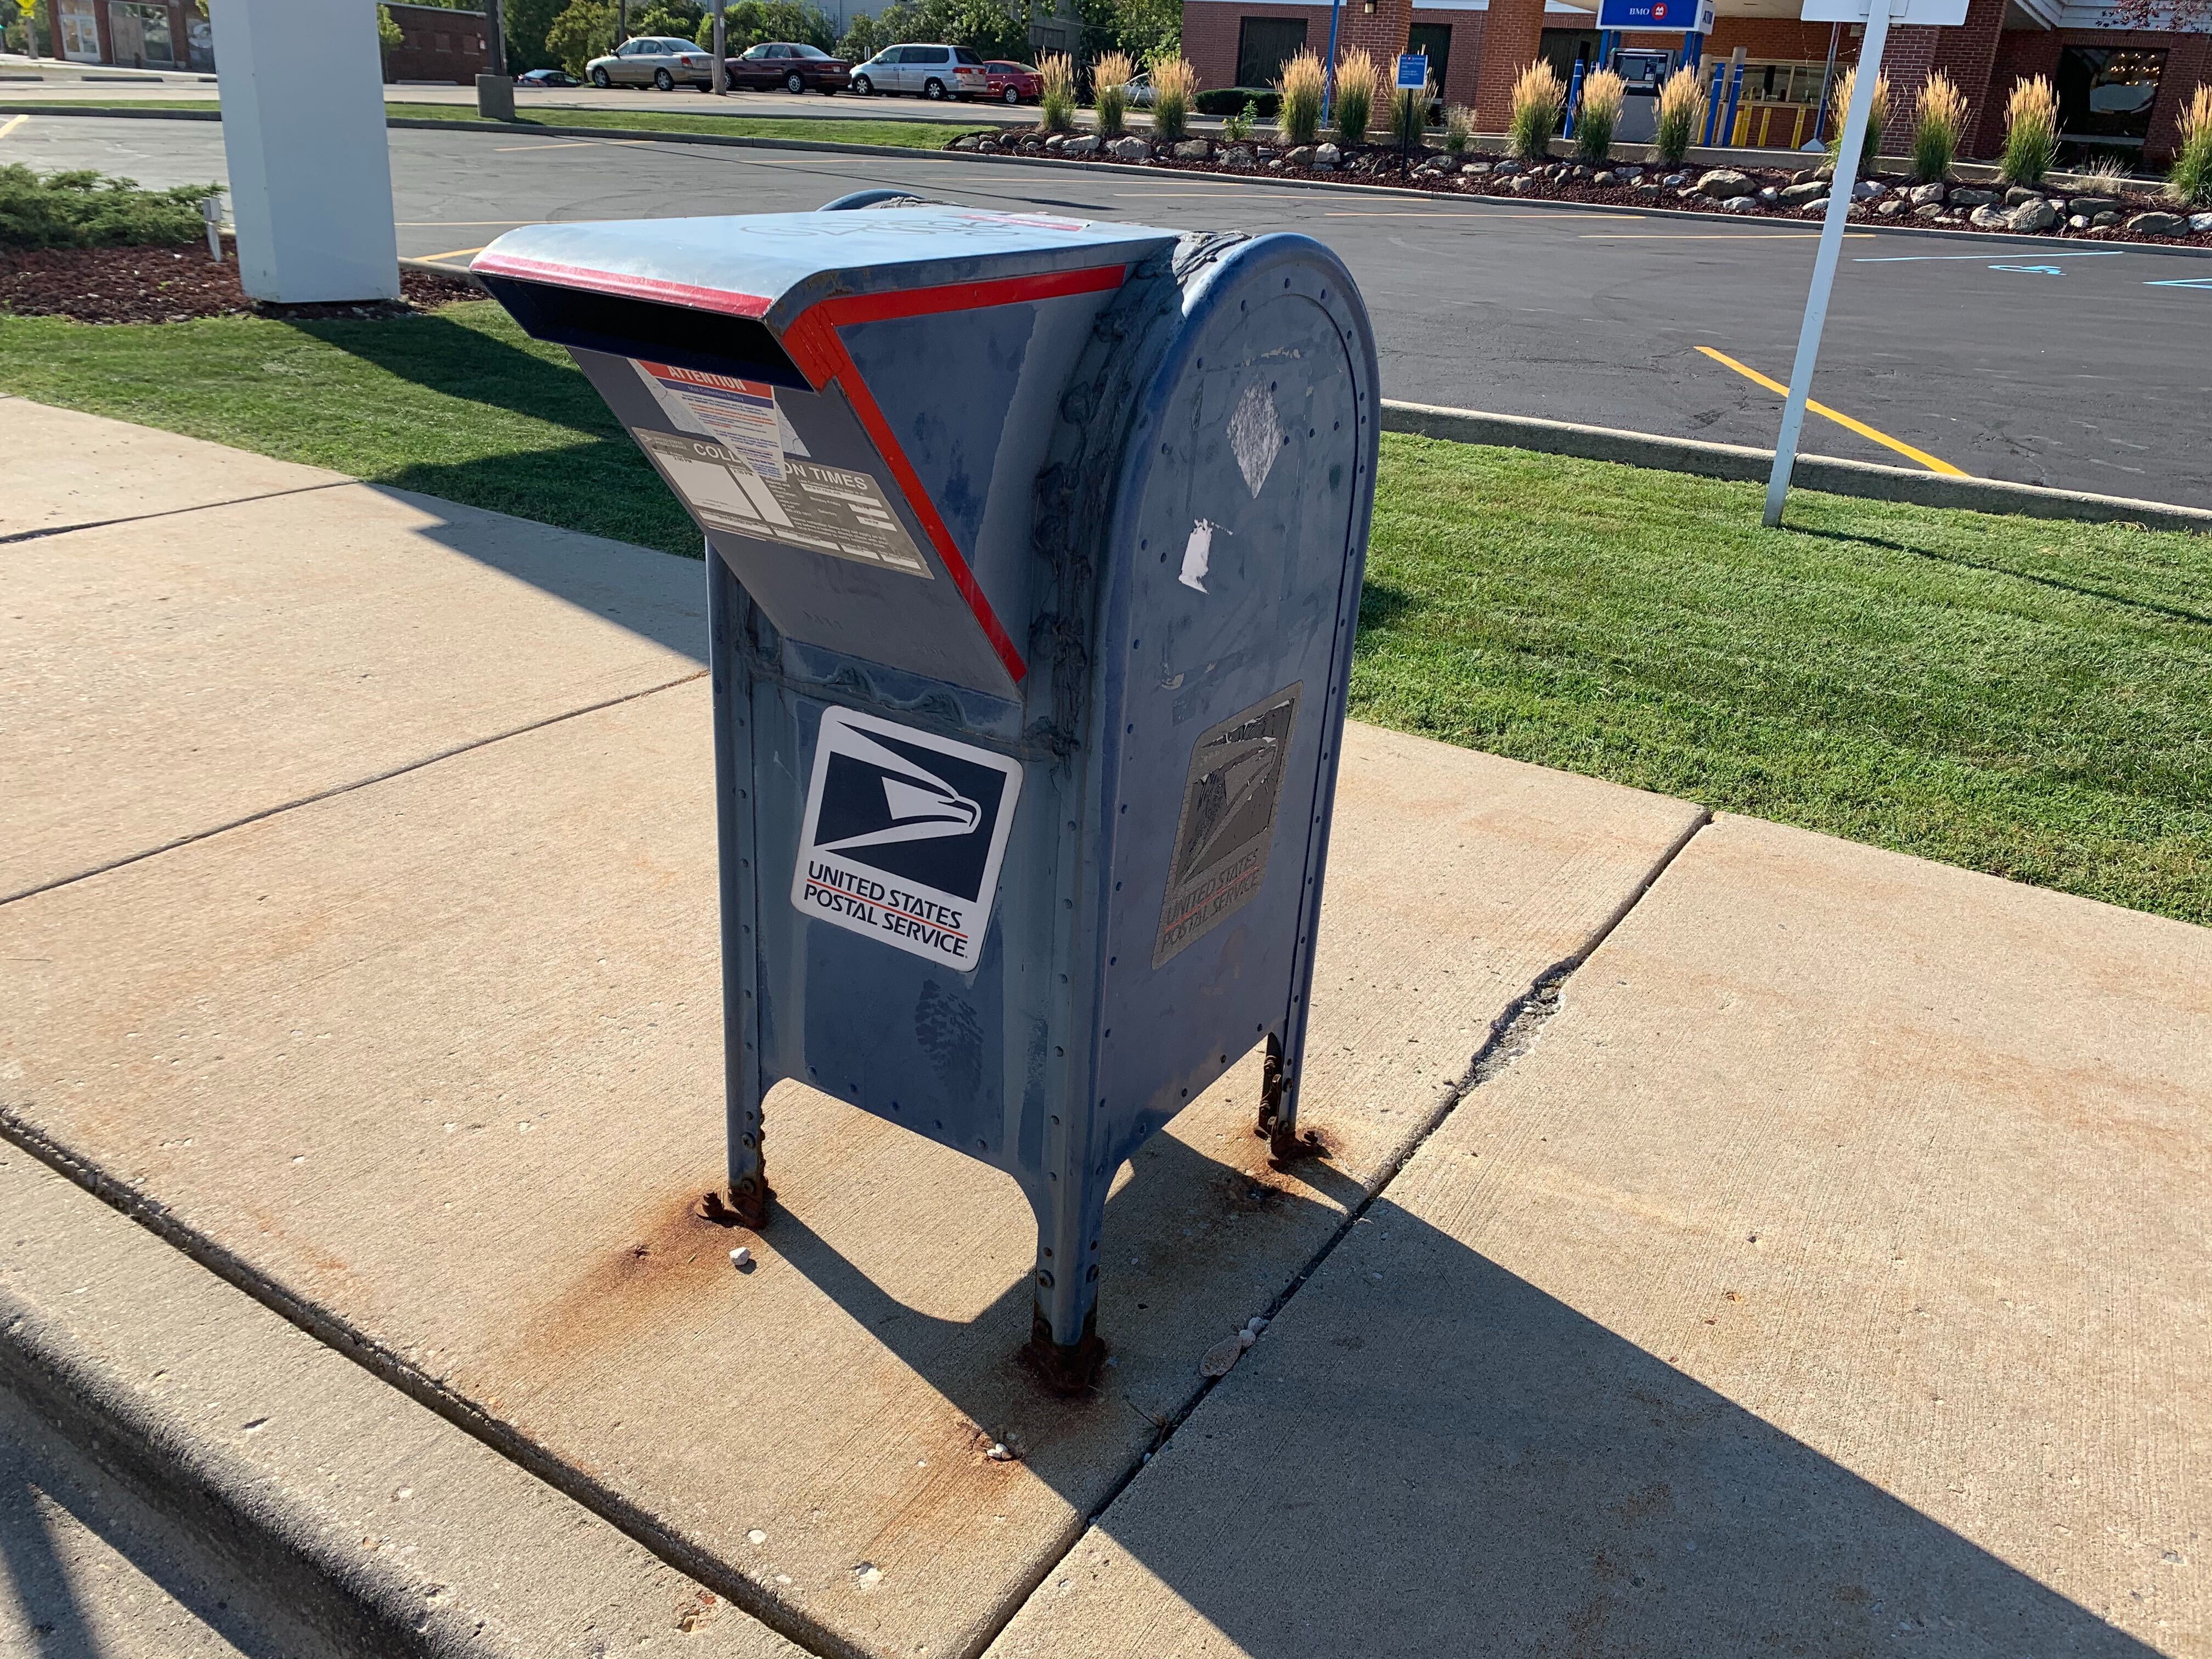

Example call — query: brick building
[1182,0,2210,165]
[380,1,492,83]
[47,0,214,71]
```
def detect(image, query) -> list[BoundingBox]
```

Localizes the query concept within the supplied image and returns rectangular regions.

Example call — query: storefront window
[1234,18,1306,91]
[106,1,178,67]
[57,0,101,62]
[2056,45,2165,154]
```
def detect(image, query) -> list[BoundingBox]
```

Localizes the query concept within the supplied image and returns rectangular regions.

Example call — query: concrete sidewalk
[3,399,2205,1658]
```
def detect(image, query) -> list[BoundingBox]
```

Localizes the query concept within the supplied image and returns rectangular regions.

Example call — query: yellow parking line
[0,115,27,140]
[414,245,488,264]
[1696,345,1966,476]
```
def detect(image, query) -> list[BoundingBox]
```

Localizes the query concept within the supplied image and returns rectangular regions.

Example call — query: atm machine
[1612,46,1676,143]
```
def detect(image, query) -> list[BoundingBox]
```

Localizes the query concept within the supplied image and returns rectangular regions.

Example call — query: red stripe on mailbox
[781,263,1130,686]
[469,252,775,319]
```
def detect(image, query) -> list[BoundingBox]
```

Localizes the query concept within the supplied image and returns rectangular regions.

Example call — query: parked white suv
[848,43,989,100]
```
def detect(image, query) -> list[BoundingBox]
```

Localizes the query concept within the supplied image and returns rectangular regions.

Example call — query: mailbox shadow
[278,316,699,562]
[768,1127,2155,1657]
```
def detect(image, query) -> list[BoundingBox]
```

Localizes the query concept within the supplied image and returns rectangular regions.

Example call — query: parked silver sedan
[586,36,714,90]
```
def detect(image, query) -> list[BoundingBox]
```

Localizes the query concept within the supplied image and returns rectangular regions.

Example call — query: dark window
[954,47,983,64]
[2055,45,2165,151]
[742,43,771,58]
[1234,16,1306,89]
[1407,21,1451,94]
[792,43,828,57]
[1538,27,1599,88]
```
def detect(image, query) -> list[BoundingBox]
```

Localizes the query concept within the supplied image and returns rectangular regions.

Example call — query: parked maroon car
[724,41,851,93]
[981,60,1041,104]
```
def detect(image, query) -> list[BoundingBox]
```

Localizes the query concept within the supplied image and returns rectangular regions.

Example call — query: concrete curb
[0,1137,802,1659]
[12,102,2210,260]
[1383,399,2212,532]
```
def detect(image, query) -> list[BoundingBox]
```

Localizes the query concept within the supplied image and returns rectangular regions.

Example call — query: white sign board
[1801,0,1967,24]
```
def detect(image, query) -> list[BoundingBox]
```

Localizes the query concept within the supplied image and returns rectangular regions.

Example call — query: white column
[211,0,400,303]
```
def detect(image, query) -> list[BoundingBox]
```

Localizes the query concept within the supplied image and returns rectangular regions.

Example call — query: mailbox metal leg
[709,545,772,1229]
[1025,1172,1108,1395]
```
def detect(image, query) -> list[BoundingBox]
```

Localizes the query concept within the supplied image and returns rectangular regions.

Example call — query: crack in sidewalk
[0,479,356,546]
[988,804,1714,1658]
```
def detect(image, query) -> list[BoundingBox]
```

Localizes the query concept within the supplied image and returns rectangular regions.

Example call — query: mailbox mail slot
[477,201,1378,1385]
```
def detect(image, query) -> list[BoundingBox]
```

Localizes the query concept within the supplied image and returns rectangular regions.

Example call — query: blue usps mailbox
[475,202,1377,1387]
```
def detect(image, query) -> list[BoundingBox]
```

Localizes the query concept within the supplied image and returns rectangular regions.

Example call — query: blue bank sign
[1395,52,1430,89]
[1595,0,1714,29]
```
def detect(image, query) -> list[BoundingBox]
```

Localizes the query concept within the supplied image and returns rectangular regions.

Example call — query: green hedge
[1195,87,1279,117]
[0,165,215,251]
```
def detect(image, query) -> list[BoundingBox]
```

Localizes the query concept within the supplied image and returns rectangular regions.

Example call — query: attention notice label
[634,430,932,578]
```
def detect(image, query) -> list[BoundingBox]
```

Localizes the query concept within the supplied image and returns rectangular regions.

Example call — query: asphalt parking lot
[9,112,2210,504]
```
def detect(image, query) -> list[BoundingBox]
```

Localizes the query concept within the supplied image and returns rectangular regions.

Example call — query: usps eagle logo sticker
[792,709,1023,971]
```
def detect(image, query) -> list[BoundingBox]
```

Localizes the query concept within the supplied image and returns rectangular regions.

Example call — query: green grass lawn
[0,99,966,150]
[4,300,2207,925]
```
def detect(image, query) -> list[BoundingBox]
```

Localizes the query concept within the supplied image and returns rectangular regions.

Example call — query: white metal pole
[1761,0,1891,527]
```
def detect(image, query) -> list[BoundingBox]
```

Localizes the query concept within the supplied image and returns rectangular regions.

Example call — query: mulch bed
[0,240,482,324]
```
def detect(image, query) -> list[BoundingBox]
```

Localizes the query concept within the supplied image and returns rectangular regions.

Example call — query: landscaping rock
[2093,210,2120,227]
[2004,185,2044,205]
[1852,178,1886,199]
[1313,142,1341,170]
[1723,195,1761,213]
[1780,180,1829,205]
[1948,187,1999,208]
[1876,198,1905,216]
[1915,202,1946,219]
[2007,196,2058,232]
[1757,186,1781,205]
[1969,204,2009,228]
[1492,159,1522,176]
[1462,161,1491,175]
[2192,212,2212,233]
[1108,136,1150,161]
[1042,134,1067,153]
[1909,181,1947,206]
[1284,145,1314,167]
[1633,182,1661,199]
[2067,196,2118,216]
[2068,213,2091,230]
[1591,170,1618,188]
[1173,138,1212,160]
[2125,210,2188,235]
[1062,133,1098,155]
[1570,164,1592,180]
[951,134,984,151]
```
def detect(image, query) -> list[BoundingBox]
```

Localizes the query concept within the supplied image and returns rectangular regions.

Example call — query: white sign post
[1762,0,1963,527]
[210,0,400,304]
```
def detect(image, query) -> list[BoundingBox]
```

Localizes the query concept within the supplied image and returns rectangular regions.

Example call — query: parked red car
[982,60,1041,104]
[724,41,852,93]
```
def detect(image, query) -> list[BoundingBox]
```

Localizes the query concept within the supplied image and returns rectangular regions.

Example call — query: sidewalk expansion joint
[1,670,708,910]
[974,802,1714,1656]
[0,479,356,546]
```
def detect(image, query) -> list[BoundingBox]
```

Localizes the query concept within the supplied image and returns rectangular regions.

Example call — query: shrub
[1093,50,1134,138]
[2170,83,2212,207]
[2073,150,2132,189]
[545,0,617,74]
[1222,98,1257,142]
[1911,71,1966,182]
[0,165,216,251]
[1276,48,1325,147]
[1506,59,1564,161]
[1442,102,1472,157]
[1652,65,1704,166]
[1331,49,1378,146]
[1825,66,1889,174]
[1195,87,1277,116]
[1037,51,1076,132]
[1575,66,1624,161]
[1149,55,1197,143]
[1997,75,2058,187]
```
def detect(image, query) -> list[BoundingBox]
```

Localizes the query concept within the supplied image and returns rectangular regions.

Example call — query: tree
[693,0,834,51]
[831,0,1025,62]
[1074,0,1176,64]
[503,0,567,70]
[545,0,618,71]
[629,0,701,36]
[376,2,403,53]
[2103,0,2209,27]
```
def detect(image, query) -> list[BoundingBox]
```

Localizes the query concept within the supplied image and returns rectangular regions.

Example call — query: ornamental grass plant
[1037,53,1076,133]
[1997,75,2058,187]
[1826,66,1890,173]
[1575,66,1624,161]
[1331,49,1379,146]
[1443,102,1472,156]
[1276,48,1324,145]
[1387,78,1429,148]
[1652,65,1704,166]
[1911,71,1967,182]
[2169,83,2212,206]
[1092,50,1134,138]
[1149,55,1197,143]
[1506,59,1565,160]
